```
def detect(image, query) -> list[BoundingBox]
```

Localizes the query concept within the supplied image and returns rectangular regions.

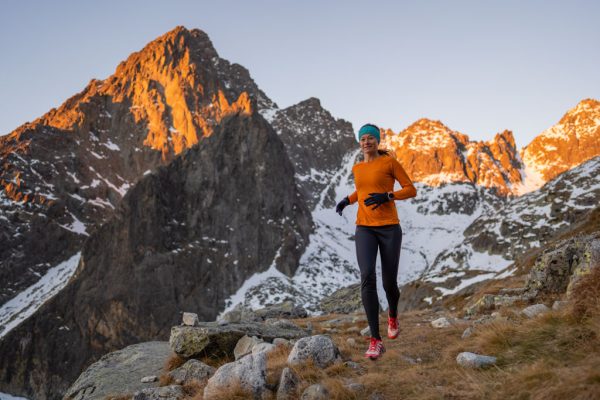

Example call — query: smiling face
[359,134,379,155]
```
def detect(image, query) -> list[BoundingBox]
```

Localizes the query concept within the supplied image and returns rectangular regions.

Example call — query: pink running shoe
[388,316,399,339]
[364,337,385,359]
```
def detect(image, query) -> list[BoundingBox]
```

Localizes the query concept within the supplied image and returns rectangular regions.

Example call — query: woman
[336,123,417,360]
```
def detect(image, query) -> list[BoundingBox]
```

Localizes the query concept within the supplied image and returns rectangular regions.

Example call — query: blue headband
[357,124,380,143]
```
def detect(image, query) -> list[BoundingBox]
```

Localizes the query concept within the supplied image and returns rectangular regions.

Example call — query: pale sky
[1,0,598,149]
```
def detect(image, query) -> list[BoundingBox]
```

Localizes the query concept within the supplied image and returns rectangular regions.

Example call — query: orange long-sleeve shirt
[348,154,417,226]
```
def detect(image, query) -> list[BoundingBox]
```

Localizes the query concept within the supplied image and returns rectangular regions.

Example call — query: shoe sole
[388,331,399,339]
[365,348,386,360]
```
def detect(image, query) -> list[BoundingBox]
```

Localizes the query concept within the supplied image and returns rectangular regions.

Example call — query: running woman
[335,123,417,360]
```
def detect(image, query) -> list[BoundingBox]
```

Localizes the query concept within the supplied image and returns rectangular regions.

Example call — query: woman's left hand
[364,192,392,209]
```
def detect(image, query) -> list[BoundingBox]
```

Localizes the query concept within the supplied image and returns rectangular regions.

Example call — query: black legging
[355,224,402,340]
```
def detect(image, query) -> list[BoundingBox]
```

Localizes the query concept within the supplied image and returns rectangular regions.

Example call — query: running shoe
[364,337,385,359]
[388,315,399,339]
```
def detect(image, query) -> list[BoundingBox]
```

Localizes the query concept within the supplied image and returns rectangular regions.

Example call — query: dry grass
[158,372,176,387]
[164,352,187,372]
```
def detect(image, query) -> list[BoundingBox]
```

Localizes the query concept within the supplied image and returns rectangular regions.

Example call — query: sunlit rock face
[380,119,524,195]
[0,26,273,306]
[521,99,600,187]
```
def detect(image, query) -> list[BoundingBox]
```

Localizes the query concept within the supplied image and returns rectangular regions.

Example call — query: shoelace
[368,338,380,352]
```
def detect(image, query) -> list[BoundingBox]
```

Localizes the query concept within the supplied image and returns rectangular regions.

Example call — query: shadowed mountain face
[0,26,273,307]
[0,112,311,399]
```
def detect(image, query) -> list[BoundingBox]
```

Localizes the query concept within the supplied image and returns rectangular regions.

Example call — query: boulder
[276,367,299,400]
[255,301,308,320]
[521,304,550,318]
[431,317,451,328]
[182,312,199,326]
[133,385,185,400]
[234,336,265,360]
[170,321,309,358]
[300,384,329,400]
[203,352,268,400]
[525,235,600,297]
[219,304,261,324]
[168,359,215,384]
[456,352,497,368]
[319,283,363,314]
[64,341,170,400]
[287,335,341,368]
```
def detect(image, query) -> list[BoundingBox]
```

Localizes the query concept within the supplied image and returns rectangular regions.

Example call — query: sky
[1,0,599,149]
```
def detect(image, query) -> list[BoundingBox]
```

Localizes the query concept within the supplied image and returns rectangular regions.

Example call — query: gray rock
[301,384,329,400]
[346,382,365,392]
[456,352,497,368]
[521,304,550,318]
[168,359,215,384]
[287,335,341,368]
[273,338,291,347]
[431,317,451,328]
[133,385,185,400]
[552,300,569,311]
[319,283,363,314]
[461,327,474,339]
[265,318,301,330]
[400,355,418,365]
[344,361,366,375]
[204,352,268,400]
[182,312,199,326]
[255,301,308,320]
[276,367,299,400]
[140,376,157,383]
[170,321,309,358]
[525,235,600,298]
[220,304,262,324]
[368,392,386,400]
[346,338,357,346]
[252,342,276,355]
[360,326,371,337]
[234,335,265,360]
[64,341,170,400]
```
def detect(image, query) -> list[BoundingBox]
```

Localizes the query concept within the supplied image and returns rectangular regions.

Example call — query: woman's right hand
[336,197,350,215]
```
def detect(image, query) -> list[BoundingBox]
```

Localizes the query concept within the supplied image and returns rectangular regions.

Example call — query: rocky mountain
[521,98,600,188]
[380,119,523,195]
[0,26,272,308]
[0,111,312,399]
[269,97,356,210]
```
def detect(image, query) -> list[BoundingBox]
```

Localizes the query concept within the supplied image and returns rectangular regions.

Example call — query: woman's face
[359,134,379,153]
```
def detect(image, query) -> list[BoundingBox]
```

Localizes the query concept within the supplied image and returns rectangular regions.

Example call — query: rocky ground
[62,225,600,399]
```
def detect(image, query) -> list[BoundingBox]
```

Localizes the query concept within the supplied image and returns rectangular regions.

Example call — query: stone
[203,352,268,400]
[360,326,371,337]
[552,300,569,311]
[346,382,365,392]
[346,338,357,346]
[265,318,301,330]
[140,375,157,383]
[400,355,418,365]
[182,312,199,326]
[219,304,261,324]
[521,304,550,318]
[368,392,386,400]
[287,335,341,369]
[234,335,265,360]
[170,321,309,358]
[64,341,170,400]
[168,359,215,384]
[456,352,497,368]
[252,342,276,355]
[273,338,291,347]
[300,383,329,400]
[133,385,185,400]
[431,317,451,328]
[345,326,361,334]
[255,301,308,320]
[319,283,363,314]
[461,327,474,339]
[276,367,299,400]
[344,361,366,375]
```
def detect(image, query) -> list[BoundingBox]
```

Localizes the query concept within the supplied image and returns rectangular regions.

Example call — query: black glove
[336,197,350,215]
[364,192,392,210]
